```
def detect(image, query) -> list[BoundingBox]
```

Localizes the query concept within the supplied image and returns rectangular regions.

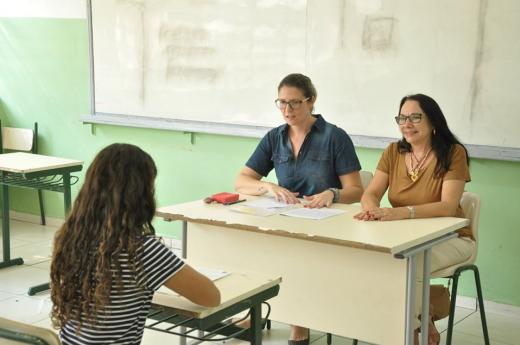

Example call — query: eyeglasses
[395,113,423,125]
[275,98,310,110]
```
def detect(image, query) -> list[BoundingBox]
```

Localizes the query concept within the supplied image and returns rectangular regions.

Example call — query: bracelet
[327,188,340,203]
[407,206,415,219]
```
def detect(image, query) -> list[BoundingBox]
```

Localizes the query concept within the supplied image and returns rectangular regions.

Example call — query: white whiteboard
[89,0,520,154]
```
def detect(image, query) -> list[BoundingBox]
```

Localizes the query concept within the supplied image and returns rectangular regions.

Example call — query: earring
[433,128,436,135]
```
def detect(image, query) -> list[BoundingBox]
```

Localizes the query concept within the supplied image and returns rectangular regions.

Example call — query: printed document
[280,207,346,220]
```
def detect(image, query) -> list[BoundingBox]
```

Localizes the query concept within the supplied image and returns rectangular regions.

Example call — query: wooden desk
[0,152,83,294]
[148,272,281,345]
[157,199,469,345]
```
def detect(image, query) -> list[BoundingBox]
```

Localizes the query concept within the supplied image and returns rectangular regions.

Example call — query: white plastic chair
[0,122,46,225]
[0,317,60,345]
[359,170,373,190]
[430,192,490,345]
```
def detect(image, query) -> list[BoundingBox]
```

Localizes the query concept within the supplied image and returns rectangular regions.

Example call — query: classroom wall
[1,16,519,307]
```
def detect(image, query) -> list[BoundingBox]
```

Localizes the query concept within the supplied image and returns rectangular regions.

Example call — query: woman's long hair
[397,94,469,177]
[50,143,157,329]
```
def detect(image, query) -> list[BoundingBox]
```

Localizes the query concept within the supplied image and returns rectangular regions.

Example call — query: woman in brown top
[354,94,475,345]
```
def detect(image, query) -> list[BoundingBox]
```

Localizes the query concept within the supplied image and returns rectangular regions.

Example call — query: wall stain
[338,0,346,49]
[469,0,488,121]
[158,24,219,83]
[362,16,395,51]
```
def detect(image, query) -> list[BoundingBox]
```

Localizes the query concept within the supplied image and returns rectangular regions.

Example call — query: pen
[224,199,246,205]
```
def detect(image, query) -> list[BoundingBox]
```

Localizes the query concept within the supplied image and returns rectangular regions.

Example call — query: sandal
[415,317,440,345]
[428,317,440,345]
[288,327,310,345]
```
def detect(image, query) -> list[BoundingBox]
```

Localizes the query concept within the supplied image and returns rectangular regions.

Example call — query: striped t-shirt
[60,236,185,345]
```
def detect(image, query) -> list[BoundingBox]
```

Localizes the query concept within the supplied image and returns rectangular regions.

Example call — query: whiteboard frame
[83,0,520,162]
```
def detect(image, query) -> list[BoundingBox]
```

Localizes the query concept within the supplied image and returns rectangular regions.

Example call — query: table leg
[0,182,24,269]
[63,172,72,214]
[28,282,50,295]
[179,326,187,345]
[420,249,431,345]
[250,302,262,345]
[405,254,417,345]
[27,172,72,294]
[182,220,187,259]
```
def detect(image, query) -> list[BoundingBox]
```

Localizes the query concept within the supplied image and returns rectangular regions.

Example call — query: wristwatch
[407,206,415,219]
[327,188,340,203]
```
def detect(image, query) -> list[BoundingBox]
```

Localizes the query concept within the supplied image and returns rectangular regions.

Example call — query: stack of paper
[229,197,296,216]
[280,207,346,220]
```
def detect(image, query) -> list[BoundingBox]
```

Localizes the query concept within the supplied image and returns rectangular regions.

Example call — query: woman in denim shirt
[235,73,363,344]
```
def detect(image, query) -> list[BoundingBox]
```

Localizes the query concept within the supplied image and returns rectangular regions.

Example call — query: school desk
[148,271,281,345]
[156,198,469,345]
[0,152,83,295]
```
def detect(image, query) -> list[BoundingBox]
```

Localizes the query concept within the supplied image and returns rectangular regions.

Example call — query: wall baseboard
[456,295,520,318]
[8,210,64,228]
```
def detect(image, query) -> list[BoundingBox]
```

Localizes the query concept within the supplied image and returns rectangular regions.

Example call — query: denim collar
[278,114,325,136]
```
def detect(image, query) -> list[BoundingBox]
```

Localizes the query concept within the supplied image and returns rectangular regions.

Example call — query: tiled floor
[1,219,518,345]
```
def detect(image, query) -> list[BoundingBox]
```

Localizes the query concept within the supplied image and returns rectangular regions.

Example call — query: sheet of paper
[243,197,294,209]
[195,266,230,281]
[229,205,281,217]
[156,266,229,296]
[280,207,347,220]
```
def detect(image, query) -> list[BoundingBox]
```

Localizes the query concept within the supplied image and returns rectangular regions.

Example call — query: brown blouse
[377,142,473,239]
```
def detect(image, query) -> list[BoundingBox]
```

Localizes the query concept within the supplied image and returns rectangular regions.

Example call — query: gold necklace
[408,148,432,182]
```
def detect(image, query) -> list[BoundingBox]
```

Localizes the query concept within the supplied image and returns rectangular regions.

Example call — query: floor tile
[31,260,51,271]
[0,265,50,295]
[8,220,57,243]
[454,311,520,345]
[6,241,53,265]
[0,290,16,301]
[0,295,52,324]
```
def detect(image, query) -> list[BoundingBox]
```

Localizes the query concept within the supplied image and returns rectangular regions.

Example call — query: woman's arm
[409,179,465,218]
[164,264,221,307]
[364,179,466,221]
[303,171,364,208]
[235,166,299,203]
[354,169,389,219]
[337,171,363,203]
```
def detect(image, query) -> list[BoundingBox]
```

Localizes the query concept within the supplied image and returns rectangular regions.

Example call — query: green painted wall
[1,18,519,307]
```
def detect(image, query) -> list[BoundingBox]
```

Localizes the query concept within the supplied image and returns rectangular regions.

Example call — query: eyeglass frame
[274,97,310,110]
[394,113,423,125]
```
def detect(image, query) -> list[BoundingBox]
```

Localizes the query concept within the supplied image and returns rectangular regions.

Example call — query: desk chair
[430,192,490,345]
[0,317,60,345]
[0,122,46,225]
[359,170,373,190]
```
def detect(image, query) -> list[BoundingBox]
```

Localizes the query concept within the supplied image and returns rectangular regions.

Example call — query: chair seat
[431,257,476,278]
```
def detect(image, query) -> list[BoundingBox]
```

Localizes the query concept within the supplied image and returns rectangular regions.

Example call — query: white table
[149,271,281,345]
[157,199,469,345]
[0,152,83,295]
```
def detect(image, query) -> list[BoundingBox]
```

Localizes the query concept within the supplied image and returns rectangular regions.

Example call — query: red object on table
[211,192,239,204]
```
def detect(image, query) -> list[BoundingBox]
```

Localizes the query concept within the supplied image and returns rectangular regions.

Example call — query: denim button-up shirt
[246,115,361,196]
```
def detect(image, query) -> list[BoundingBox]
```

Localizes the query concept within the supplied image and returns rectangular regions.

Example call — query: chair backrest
[0,317,60,345]
[1,127,34,152]
[359,170,373,190]
[460,191,481,263]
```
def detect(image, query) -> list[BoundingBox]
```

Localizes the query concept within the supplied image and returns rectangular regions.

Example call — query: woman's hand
[303,190,334,208]
[354,207,407,221]
[267,183,300,204]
